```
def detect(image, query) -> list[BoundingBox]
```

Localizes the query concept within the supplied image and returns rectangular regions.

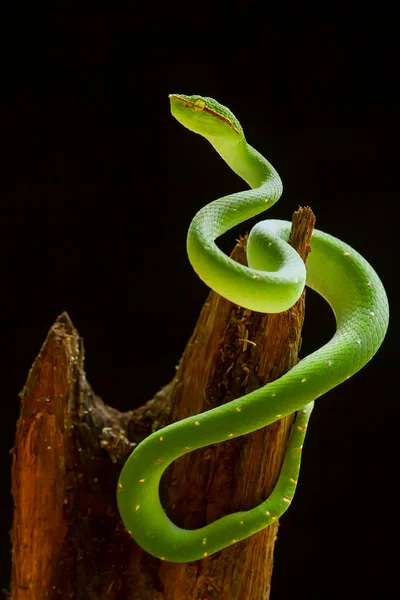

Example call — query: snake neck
[207,135,281,191]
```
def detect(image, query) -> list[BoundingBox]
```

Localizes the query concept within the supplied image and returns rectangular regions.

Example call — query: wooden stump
[10,207,315,600]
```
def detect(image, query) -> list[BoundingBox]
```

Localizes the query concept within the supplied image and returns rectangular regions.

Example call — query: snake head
[169,94,243,140]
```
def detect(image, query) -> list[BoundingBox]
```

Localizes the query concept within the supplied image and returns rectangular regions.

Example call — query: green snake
[117,94,389,562]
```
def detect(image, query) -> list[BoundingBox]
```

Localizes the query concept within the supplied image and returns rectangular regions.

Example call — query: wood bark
[10,207,315,600]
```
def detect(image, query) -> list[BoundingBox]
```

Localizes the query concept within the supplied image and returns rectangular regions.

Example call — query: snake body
[117,95,389,562]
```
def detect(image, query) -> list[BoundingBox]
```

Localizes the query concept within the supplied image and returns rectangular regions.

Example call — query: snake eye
[194,99,206,112]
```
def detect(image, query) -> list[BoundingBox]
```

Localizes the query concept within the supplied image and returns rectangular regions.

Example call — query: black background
[1,6,397,599]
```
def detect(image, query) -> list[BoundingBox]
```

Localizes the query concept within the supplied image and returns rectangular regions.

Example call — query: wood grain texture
[10,207,315,599]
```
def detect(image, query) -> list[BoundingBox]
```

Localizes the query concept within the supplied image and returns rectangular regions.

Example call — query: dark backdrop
[1,6,397,599]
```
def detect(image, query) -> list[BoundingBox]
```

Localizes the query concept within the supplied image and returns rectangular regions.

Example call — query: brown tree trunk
[10,207,315,600]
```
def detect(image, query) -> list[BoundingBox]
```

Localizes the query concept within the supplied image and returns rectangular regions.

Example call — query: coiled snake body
[117,95,389,562]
